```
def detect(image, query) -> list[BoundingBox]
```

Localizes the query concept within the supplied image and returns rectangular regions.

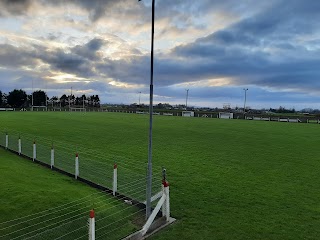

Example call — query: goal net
[219,112,233,119]
[32,106,47,111]
[70,107,86,112]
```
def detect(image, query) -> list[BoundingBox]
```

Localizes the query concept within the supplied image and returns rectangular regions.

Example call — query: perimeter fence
[0,129,166,240]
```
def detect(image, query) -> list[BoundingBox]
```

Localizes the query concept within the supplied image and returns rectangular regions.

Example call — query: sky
[0,0,320,110]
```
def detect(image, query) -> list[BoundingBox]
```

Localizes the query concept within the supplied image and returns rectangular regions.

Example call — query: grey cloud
[0,44,37,67]
[72,38,106,61]
[36,49,94,77]
[44,0,133,22]
[0,0,31,16]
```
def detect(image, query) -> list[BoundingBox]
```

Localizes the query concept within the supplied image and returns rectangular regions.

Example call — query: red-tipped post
[50,145,54,169]
[75,153,79,179]
[113,162,118,196]
[89,209,95,240]
[162,179,170,221]
[33,140,36,161]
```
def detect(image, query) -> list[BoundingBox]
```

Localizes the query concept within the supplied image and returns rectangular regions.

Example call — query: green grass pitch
[1,111,320,239]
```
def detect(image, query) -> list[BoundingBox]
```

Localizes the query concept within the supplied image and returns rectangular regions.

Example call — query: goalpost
[219,112,233,119]
[70,107,86,112]
[32,106,48,111]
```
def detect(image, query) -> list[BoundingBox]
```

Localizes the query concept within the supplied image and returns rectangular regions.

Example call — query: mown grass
[1,112,320,239]
[0,148,144,240]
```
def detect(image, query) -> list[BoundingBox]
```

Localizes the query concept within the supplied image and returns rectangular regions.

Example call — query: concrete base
[123,217,176,240]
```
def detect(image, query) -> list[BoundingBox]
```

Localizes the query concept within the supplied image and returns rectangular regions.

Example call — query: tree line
[0,89,100,108]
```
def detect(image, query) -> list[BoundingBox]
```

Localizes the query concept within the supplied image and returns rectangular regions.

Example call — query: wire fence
[0,130,163,239]
[0,187,148,240]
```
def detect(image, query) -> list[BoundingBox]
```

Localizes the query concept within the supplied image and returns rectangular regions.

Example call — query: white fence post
[5,133,8,149]
[50,146,55,169]
[75,153,79,179]
[33,141,36,161]
[89,209,95,240]
[163,180,170,221]
[18,137,22,155]
[161,168,170,221]
[113,163,118,196]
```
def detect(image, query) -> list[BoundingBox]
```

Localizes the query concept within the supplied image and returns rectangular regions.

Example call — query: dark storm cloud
[164,0,320,93]
[0,44,37,67]
[97,56,149,84]
[0,37,108,78]
[72,38,105,61]
[44,0,134,22]
[0,0,31,16]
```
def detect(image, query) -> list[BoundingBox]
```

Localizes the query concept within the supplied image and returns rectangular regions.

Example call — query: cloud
[72,38,105,60]
[0,44,37,68]
[0,0,32,16]
[1,0,320,109]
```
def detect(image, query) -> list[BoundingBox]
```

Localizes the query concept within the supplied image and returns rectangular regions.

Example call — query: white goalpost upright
[32,106,48,111]
[219,112,234,119]
[31,79,48,111]
[70,107,86,112]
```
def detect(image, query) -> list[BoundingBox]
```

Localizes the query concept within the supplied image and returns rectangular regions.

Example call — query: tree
[60,94,68,107]
[94,95,100,107]
[50,96,59,107]
[7,89,27,108]
[75,96,81,106]
[32,90,47,106]
[89,95,100,107]
[2,93,8,106]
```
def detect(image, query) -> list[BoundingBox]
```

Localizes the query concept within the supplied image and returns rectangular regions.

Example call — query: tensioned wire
[4,184,149,239]
[0,174,159,230]
[54,200,145,240]
[10,187,149,240]
[3,128,157,172]
[1,128,166,237]
[95,208,146,240]
[2,133,165,188]
[3,130,162,188]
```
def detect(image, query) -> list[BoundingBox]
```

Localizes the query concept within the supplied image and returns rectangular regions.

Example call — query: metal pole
[45,82,48,109]
[32,79,34,110]
[243,88,248,115]
[186,89,189,109]
[139,91,141,106]
[83,96,85,109]
[146,0,155,219]
[69,87,72,109]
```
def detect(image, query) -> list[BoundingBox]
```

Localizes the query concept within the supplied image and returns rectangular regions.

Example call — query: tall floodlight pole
[31,79,34,111]
[139,91,141,106]
[45,82,48,109]
[139,0,155,218]
[69,87,72,109]
[243,88,248,115]
[185,89,189,109]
